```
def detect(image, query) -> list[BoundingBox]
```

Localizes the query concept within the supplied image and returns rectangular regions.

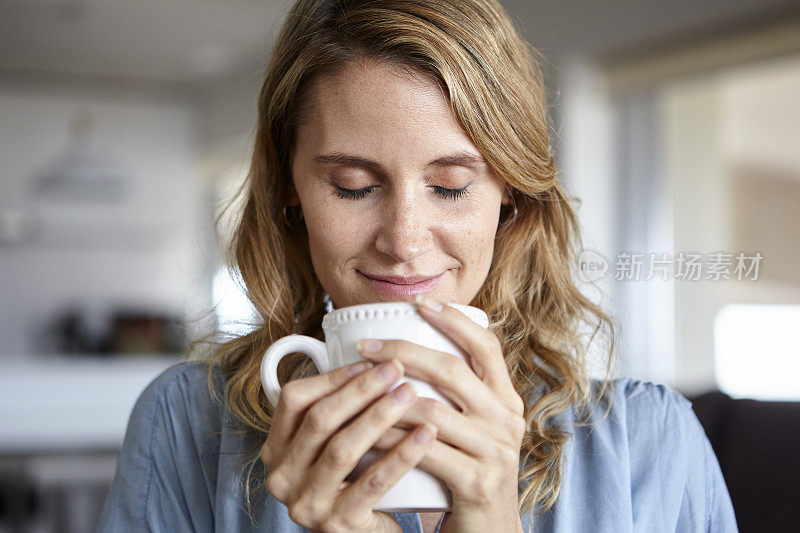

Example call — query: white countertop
[0,354,182,453]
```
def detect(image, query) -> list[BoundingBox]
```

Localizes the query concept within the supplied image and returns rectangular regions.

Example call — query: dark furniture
[689,390,800,533]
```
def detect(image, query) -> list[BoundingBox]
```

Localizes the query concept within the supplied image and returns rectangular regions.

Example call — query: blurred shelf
[0,354,182,453]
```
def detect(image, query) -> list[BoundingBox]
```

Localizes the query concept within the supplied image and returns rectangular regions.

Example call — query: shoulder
[98,362,229,531]
[587,377,704,459]
[615,378,702,461]
[136,361,221,404]
[132,362,222,416]
[527,378,736,530]
[609,376,695,426]
[124,361,226,450]
[581,378,735,530]
[617,377,690,405]
[534,377,706,482]
[564,378,706,503]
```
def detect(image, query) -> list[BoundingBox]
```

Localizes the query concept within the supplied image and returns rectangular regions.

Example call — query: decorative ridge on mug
[322,302,488,328]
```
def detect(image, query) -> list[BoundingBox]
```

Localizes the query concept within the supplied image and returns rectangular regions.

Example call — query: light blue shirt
[98,363,737,532]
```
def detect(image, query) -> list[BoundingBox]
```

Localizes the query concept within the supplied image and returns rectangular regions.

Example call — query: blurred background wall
[1,0,798,531]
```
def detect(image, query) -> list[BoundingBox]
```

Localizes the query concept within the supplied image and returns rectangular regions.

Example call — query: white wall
[658,54,800,394]
[659,77,730,393]
[556,49,800,393]
[0,87,211,356]
[555,58,623,378]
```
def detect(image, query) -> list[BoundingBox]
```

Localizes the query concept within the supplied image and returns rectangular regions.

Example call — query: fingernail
[346,361,373,378]
[414,423,437,445]
[358,339,383,353]
[391,383,414,404]
[378,360,402,382]
[415,295,443,312]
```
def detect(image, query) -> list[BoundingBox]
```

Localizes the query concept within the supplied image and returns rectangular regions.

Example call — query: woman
[99,0,737,531]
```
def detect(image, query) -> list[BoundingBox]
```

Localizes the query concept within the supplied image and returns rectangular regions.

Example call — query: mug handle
[260,335,330,408]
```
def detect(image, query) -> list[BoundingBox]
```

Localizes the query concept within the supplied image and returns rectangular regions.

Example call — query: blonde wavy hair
[201,0,618,520]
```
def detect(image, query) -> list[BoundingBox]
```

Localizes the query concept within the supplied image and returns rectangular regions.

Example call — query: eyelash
[333,185,470,201]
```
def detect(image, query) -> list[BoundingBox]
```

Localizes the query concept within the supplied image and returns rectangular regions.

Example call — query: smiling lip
[358,271,443,298]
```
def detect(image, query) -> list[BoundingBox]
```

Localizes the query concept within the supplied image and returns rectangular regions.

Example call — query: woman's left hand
[357,295,526,533]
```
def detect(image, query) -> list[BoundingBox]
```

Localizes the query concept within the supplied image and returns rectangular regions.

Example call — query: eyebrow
[312,151,487,174]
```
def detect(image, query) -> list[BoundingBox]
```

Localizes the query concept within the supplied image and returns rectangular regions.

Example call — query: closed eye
[333,185,375,200]
[333,185,471,201]
[431,185,470,201]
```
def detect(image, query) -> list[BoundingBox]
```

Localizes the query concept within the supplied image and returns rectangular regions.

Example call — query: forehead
[294,59,478,161]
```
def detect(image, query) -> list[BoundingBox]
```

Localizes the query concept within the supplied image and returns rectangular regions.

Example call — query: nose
[374,189,433,263]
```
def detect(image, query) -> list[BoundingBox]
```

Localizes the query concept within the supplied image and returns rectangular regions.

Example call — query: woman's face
[290,59,510,308]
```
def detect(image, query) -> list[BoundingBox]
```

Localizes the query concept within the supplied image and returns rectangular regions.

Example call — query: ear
[501,186,513,206]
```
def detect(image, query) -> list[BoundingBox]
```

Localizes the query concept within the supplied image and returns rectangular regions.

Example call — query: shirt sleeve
[97,364,220,532]
[623,380,738,532]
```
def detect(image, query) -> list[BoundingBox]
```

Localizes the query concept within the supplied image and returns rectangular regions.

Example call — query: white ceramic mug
[260,301,489,512]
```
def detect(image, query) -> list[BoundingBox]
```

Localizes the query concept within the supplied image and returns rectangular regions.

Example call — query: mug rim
[322,301,488,329]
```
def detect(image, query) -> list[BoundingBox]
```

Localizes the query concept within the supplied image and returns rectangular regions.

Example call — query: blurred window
[714,304,800,400]
[211,266,257,336]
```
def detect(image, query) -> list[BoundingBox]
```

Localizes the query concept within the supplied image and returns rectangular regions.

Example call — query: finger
[372,425,480,492]
[358,338,496,416]
[276,360,406,498]
[336,423,438,513]
[270,359,375,442]
[306,379,419,499]
[264,360,373,470]
[373,399,497,459]
[415,295,514,392]
[391,397,497,458]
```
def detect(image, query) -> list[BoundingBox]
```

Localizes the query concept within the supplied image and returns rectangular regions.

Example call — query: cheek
[305,209,366,269]
[443,204,500,258]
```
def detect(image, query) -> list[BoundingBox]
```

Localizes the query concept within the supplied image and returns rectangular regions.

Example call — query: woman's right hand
[261,358,437,533]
